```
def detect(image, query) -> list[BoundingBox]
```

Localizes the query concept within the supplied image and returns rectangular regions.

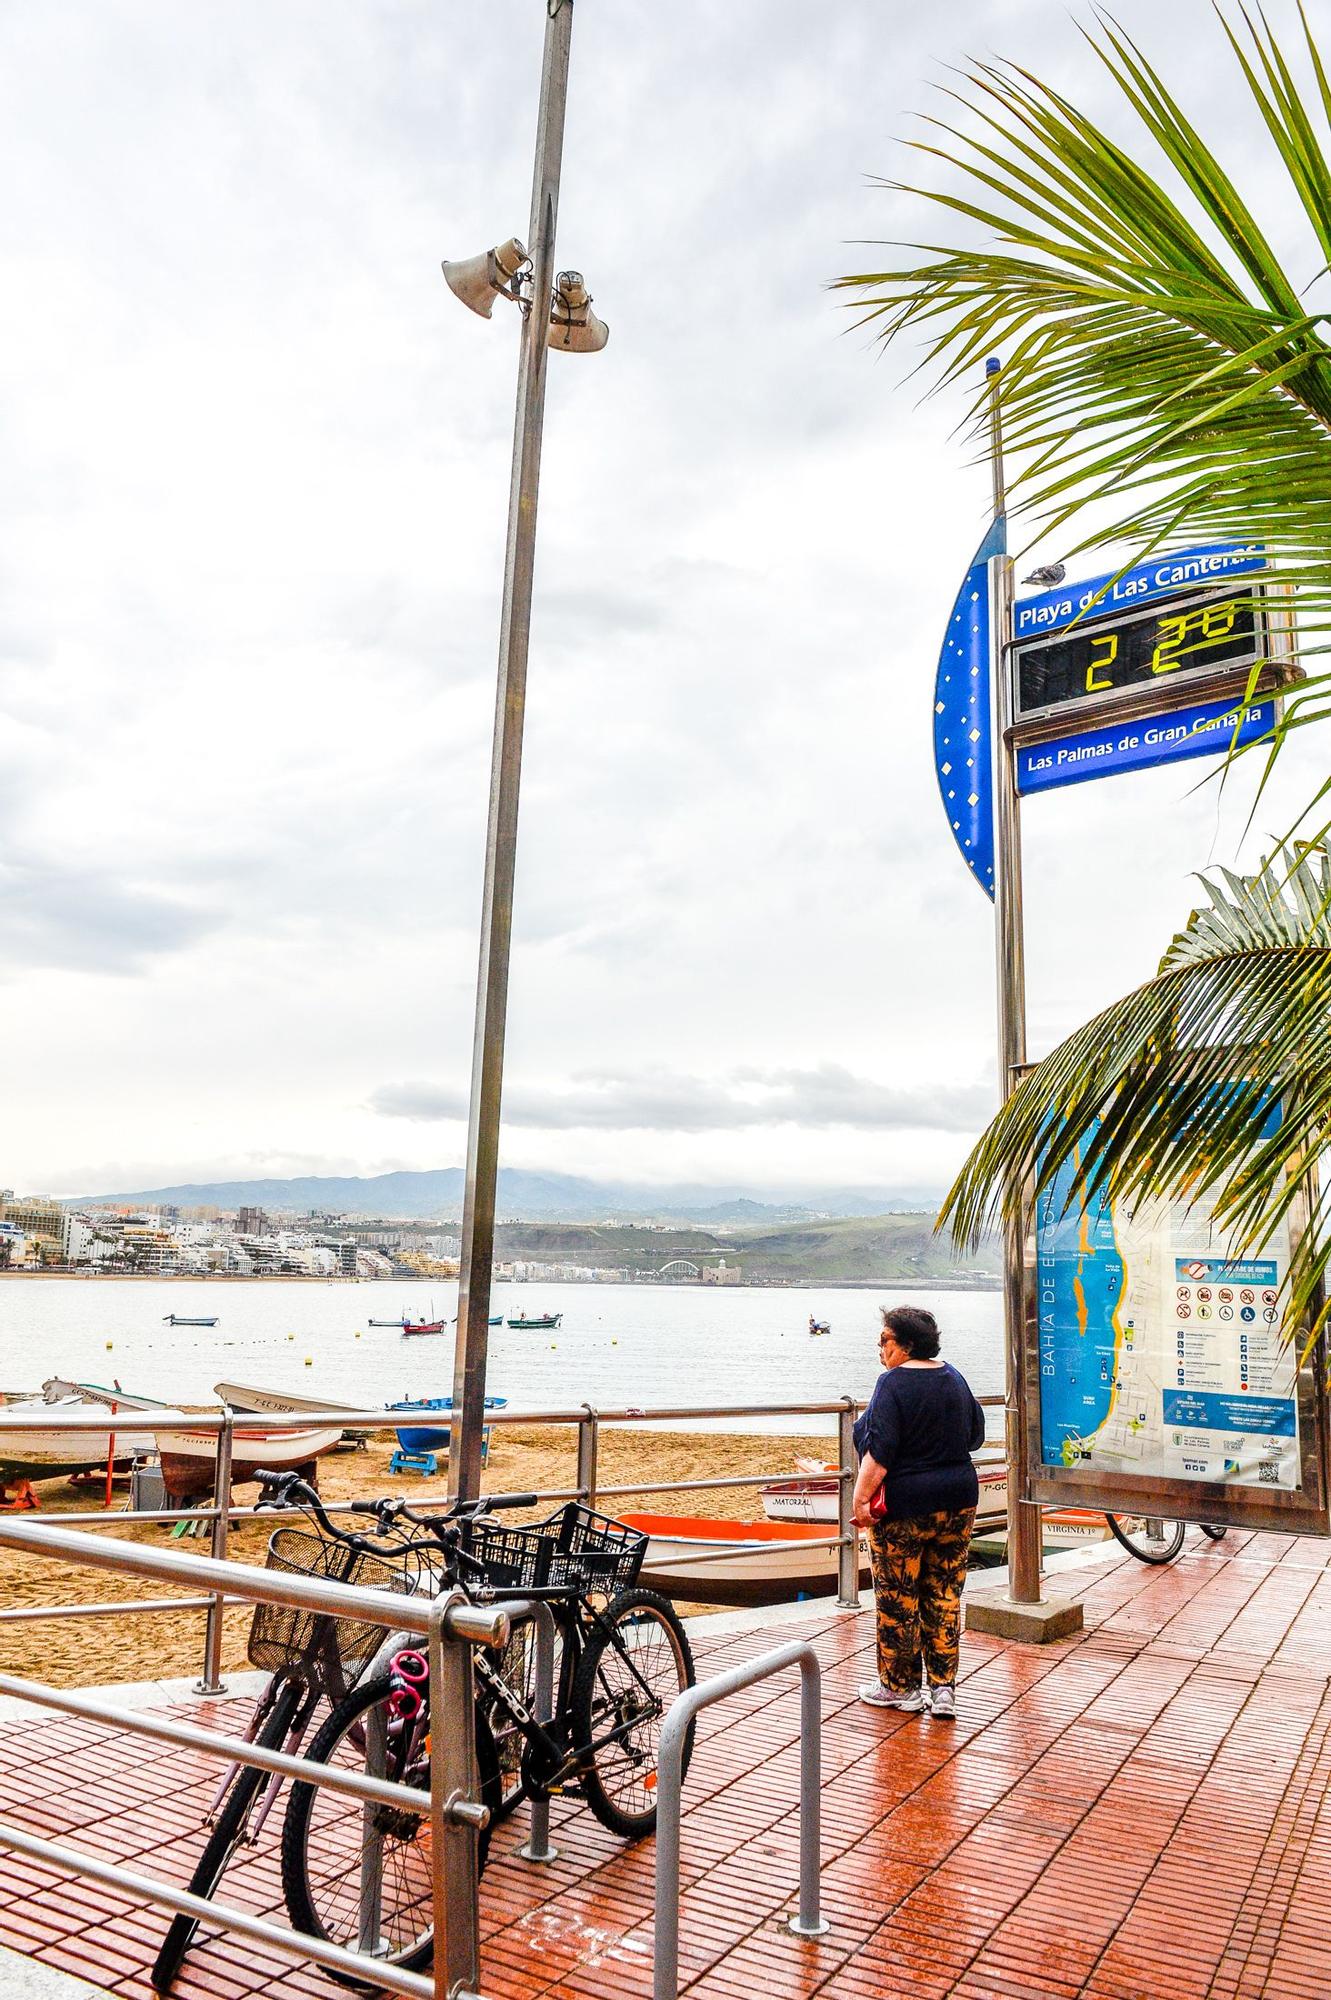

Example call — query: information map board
[1027,1133,1329,1533]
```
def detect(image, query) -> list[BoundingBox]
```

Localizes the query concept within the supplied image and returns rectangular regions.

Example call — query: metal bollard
[653,1640,827,2000]
[836,1397,861,1610]
[576,1404,599,1509]
[196,1413,234,1695]
[515,1599,559,1865]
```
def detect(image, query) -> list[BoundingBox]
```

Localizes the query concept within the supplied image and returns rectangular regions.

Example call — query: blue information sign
[1014,540,1265,641]
[1015,694,1276,797]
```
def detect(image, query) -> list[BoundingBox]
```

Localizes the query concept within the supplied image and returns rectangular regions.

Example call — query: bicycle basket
[462,1502,645,1596]
[247,1527,412,1675]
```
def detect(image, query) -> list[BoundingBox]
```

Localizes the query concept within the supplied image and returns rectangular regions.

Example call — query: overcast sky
[1,0,1323,1202]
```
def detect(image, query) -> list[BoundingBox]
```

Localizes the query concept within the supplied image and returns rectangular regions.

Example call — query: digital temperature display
[1014,590,1263,724]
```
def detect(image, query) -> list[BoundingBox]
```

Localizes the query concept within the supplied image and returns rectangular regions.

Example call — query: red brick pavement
[2,1529,1331,1999]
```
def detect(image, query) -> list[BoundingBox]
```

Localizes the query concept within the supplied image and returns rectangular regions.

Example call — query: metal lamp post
[443,0,607,1501]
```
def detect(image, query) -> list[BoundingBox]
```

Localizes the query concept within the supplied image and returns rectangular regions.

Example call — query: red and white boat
[759,1460,1113,1551]
[618,1511,871,1607]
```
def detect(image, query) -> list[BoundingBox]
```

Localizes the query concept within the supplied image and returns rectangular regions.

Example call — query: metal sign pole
[450,0,575,1503]
[986,361,1042,1607]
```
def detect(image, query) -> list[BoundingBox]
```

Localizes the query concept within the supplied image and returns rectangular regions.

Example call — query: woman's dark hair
[880,1305,941,1360]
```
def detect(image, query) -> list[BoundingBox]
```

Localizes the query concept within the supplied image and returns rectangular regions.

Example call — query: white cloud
[0,0,1323,1197]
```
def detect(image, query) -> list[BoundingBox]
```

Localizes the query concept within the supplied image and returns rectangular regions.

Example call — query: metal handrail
[0,1520,510,1999]
[654,1639,826,2000]
[0,1390,1010,1657]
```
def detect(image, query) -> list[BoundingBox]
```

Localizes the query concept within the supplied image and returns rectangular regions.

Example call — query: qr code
[1258,1462,1281,1484]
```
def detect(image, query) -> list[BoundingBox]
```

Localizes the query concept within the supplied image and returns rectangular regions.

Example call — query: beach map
[1036,1144,1301,1492]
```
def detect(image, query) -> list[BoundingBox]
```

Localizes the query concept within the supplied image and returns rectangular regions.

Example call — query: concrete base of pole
[964,1593,1084,1643]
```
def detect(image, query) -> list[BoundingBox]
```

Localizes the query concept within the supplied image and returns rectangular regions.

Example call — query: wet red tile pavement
[3,1528,1331,1999]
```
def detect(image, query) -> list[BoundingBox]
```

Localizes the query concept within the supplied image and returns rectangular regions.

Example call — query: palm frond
[838,6,1331,808]
[939,838,1331,1341]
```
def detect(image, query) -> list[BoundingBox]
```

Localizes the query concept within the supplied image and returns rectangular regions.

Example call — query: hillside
[492,1212,998,1286]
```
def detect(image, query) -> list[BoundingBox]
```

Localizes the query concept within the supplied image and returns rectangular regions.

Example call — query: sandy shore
[0,1425,822,1687]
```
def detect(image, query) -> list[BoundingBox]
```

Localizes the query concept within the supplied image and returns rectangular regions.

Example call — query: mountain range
[73,1167,945,1225]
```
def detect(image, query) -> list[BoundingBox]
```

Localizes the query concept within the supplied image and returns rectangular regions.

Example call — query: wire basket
[462,1502,645,1597]
[247,1527,412,1675]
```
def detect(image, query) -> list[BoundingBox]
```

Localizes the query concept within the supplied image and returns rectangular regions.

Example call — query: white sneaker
[858,1683,930,1712]
[930,1684,956,1719]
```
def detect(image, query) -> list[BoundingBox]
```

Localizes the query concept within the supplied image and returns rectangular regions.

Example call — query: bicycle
[277,1479,696,1987]
[1104,1514,1229,1564]
[150,1474,537,1993]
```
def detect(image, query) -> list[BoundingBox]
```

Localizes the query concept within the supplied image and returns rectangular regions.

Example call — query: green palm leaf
[838,6,1331,794]
[939,838,1331,1341]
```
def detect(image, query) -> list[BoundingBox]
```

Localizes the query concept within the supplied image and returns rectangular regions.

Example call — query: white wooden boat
[759,1460,1114,1551]
[215,1380,360,1419]
[618,1511,871,1607]
[0,1381,186,1481]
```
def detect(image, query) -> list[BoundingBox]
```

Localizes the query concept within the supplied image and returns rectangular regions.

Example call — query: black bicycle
[1105,1514,1229,1564]
[151,1476,538,1993]
[276,1481,695,1987]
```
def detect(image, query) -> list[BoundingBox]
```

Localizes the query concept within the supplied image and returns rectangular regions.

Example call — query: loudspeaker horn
[441,237,528,319]
[548,270,609,352]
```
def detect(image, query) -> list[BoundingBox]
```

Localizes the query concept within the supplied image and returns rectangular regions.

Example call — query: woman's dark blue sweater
[852,1362,986,1522]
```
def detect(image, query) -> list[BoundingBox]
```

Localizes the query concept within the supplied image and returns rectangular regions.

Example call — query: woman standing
[851,1304,986,1718]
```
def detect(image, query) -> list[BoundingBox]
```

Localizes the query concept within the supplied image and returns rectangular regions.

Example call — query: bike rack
[0,1515,507,2000]
[653,1638,827,2000]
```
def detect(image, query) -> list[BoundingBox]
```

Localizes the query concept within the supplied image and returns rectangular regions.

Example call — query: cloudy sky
[1,0,1323,1202]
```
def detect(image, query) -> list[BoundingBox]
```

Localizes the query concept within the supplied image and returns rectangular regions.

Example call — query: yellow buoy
[355,1330,362,1339]
[304,1356,313,1367]
[550,1342,557,1349]
[105,1340,113,1350]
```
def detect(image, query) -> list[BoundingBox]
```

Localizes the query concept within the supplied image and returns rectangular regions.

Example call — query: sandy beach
[0,1425,822,1687]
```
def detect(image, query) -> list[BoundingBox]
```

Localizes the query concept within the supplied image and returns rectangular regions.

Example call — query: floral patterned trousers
[867,1505,976,1691]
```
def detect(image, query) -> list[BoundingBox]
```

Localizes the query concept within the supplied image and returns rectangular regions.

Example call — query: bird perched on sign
[1021,562,1066,587]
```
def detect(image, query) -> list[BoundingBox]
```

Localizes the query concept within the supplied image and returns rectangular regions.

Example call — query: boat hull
[507,1315,561,1330]
[618,1511,871,1607]
[759,1465,1116,1551]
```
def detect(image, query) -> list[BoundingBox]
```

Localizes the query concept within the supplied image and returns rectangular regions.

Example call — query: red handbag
[868,1485,888,1522]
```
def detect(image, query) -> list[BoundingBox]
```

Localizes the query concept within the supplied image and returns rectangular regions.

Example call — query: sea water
[0,1277,1003,1434]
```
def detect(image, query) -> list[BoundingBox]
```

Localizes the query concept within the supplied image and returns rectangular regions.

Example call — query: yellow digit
[1202,600,1236,641]
[1150,613,1189,675]
[1085,630,1118,692]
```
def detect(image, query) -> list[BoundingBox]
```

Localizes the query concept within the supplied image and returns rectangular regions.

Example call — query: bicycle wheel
[152,1678,301,1993]
[281,1673,500,1989]
[1200,1523,1229,1542]
[571,1588,694,1838]
[1105,1514,1186,1564]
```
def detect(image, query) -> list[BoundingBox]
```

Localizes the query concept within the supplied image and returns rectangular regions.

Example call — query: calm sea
[0,1278,1003,1434]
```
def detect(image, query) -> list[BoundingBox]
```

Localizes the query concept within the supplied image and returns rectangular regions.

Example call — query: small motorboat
[390,1395,508,1453]
[618,1511,871,1607]
[163,1315,218,1328]
[158,1418,344,1506]
[507,1312,562,1330]
[808,1319,831,1337]
[761,1459,841,1522]
[368,1318,410,1328]
[401,1319,448,1337]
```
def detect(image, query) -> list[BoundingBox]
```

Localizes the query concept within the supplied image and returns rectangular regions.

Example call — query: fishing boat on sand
[759,1460,1115,1551]
[390,1395,508,1453]
[508,1312,562,1330]
[618,1511,871,1607]
[0,1381,185,1484]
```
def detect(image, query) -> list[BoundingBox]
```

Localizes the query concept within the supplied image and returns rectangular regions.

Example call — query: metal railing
[654,1639,826,2000]
[0,1394,1010,1681]
[0,1512,508,2000]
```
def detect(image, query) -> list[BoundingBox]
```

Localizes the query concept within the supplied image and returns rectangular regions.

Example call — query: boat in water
[401,1319,448,1337]
[163,1314,218,1328]
[508,1312,562,1330]
[618,1511,871,1607]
